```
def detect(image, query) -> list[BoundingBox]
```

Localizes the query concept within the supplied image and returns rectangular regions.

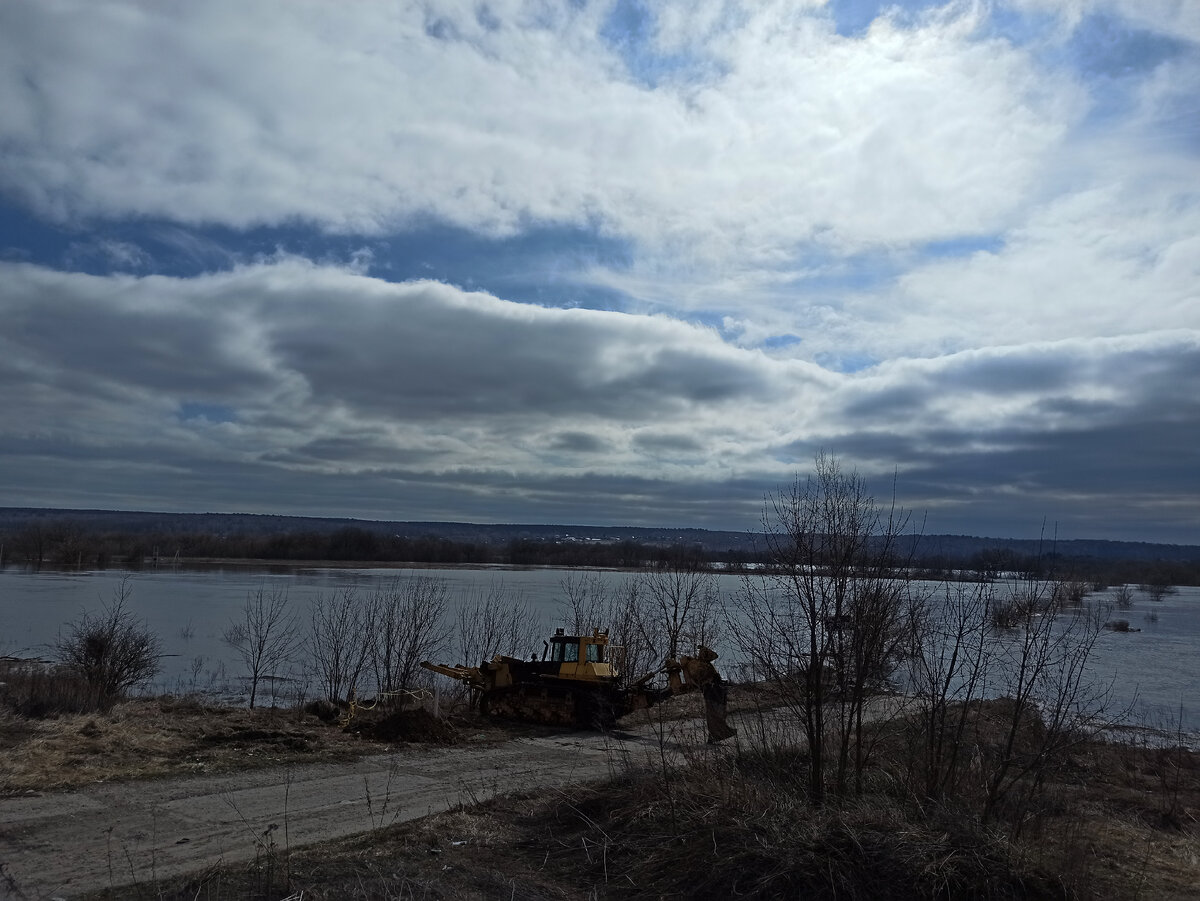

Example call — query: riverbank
[3,691,1197,899]
[0,692,520,795]
[72,719,1200,901]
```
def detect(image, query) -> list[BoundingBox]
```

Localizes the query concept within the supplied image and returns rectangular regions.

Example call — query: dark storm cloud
[547,432,612,454]
[0,260,1195,541]
[632,433,705,454]
[257,268,778,423]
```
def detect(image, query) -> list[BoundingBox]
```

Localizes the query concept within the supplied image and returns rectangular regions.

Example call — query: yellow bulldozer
[421,627,736,742]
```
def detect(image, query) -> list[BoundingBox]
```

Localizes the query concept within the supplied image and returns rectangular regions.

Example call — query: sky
[0,0,1197,544]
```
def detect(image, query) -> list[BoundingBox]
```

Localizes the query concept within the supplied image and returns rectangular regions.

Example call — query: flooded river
[1,564,1195,736]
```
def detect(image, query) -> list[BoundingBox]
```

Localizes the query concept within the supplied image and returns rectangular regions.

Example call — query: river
[1,564,1195,736]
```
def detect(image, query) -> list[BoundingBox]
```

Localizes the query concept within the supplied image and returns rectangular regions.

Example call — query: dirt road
[0,716,715,900]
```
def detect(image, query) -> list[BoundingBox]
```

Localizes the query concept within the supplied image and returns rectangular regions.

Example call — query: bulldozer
[421,627,736,742]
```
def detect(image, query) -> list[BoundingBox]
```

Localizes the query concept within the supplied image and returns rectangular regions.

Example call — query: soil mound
[350,708,460,744]
[201,727,315,751]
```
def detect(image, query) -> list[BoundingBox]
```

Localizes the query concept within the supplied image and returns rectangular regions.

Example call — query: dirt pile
[349,708,460,744]
[200,726,316,751]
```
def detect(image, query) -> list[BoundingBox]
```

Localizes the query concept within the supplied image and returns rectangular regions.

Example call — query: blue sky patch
[1060,13,1189,78]
[828,0,944,38]
[599,0,719,87]
[813,350,879,374]
[919,234,1005,260]
[790,248,902,294]
[178,402,236,424]
[0,199,637,312]
[985,3,1061,48]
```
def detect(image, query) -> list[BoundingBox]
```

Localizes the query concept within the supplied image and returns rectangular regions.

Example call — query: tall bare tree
[456,580,543,665]
[369,574,450,695]
[904,580,995,800]
[637,562,721,661]
[223,586,299,709]
[560,571,655,687]
[730,453,913,804]
[308,586,373,703]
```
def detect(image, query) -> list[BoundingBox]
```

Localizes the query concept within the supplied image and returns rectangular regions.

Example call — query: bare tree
[904,581,995,800]
[560,571,656,686]
[369,574,451,695]
[980,573,1114,832]
[636,562,721,661]
[561,570,616,636]
[223,586,299,708]
[729,453,913,804]
[456,580,543,666]
[56,577,161,710]
[308,586,373,703]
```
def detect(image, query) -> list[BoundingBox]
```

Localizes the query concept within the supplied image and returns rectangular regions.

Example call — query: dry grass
[1024,739,1200,899]
[0,653,527,794]
[0,697,378,793]
[0,655,98,717]
[103,763,1070,901]
[12,681,1198,899]
[527,759,1069,900]
[0,689,538,795]
[79,712,1200,901]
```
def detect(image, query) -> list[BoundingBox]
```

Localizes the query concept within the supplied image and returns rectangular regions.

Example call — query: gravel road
[0,715,717,899]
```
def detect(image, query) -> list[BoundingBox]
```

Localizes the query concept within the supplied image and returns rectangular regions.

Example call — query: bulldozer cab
[547,628,618,681]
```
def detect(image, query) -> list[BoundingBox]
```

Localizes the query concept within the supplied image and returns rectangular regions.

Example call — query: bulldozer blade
[420,660,484,686]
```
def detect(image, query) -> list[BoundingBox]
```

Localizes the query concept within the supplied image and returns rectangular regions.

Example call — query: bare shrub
[989,600,1021,629]
[224,587,299,708]
[54,578,161,711]
[1053,577,1089,607]
[1113,584,1134,609]
[903,581,994,800]
[1141,579,1177,603]
[980,574,1116,833]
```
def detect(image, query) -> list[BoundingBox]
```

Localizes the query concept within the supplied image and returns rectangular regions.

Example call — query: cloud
[0,2,1195,542]
[63,238,152,271]
[0,259,819,478]
[0,2,1078,261]
[0,259,1196,539]
[1010,0,1200,44]
[3,1,1187,366]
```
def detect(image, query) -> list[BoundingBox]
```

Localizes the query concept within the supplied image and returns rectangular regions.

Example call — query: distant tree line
[2,518,1198,586]
[0,520,751,572]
